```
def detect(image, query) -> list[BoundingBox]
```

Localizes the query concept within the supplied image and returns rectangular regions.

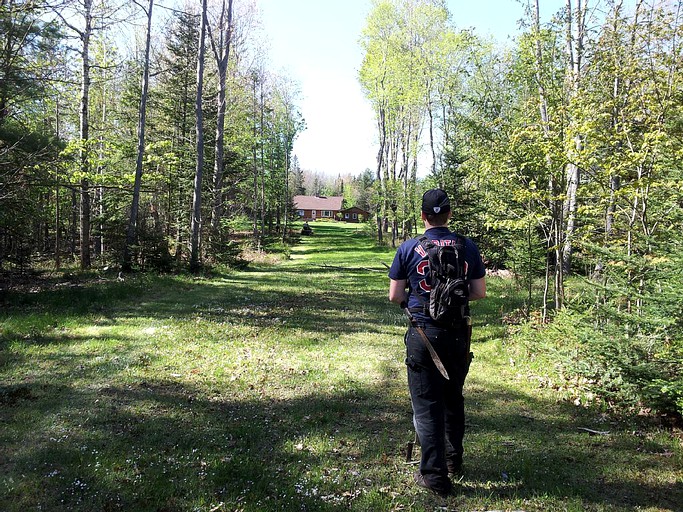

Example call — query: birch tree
[561,0,588,273]
[122,0,154,272]
[190,0,208,272]
[360,0,398,244]
[51,0,126,269]
[207,0,234,238]
[361,0,454,245]
[530,0,569,312]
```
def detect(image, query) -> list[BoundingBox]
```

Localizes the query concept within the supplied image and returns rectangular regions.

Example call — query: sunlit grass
[1,221,681,511]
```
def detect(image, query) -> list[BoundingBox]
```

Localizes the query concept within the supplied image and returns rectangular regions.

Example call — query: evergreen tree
[155,9,200,263]
[0,0,64,269]
[289,155,305,195]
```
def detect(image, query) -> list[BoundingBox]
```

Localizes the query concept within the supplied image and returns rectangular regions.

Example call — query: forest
[364,0,683,421]
[1,0,682,425]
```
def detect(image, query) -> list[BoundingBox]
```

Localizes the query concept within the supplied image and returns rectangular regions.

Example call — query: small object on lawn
[578,427,610,436]
[405,439,414,462]
[301,222,313,235]
[404,430,419,464]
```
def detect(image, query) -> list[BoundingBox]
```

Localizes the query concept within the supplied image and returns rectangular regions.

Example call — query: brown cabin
[293,195,344,221]
[339,207,369,223]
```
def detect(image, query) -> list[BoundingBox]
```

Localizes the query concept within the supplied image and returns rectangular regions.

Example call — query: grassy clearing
[1,222,681,511]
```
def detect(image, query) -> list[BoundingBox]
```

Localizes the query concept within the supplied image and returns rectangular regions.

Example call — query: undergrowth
[506,284,683,424]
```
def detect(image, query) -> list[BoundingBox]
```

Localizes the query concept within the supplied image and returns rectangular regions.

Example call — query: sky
[258,0,566,177]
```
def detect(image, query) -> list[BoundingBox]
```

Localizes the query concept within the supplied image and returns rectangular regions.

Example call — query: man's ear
[420,211,427,221]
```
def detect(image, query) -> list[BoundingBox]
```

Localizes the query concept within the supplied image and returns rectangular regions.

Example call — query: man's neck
[424,222,448,230]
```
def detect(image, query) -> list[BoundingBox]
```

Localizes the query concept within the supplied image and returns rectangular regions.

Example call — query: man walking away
[388,188,486,496]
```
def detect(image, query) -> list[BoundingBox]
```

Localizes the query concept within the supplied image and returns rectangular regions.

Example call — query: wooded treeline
[360,0,682,418]
[1,0,311,272]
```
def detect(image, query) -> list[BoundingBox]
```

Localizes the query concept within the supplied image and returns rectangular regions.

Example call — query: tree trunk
[562,0,587,274]
[123,0,154,272]
[533,0,551,140]
[427,85,437,178]
[383,129,393,236]
[95,41,109,260]
[563,158,580,274]
[70,188,77,258]
[190,0,208,273]
[282,131,291,242]
[543,247,550,321]
[79,0,93,269]
[555,219,564,309]
[55,98,61,268]
[534,0,564,309]
[209,0,234,237]
[252,73,260,249]
[375,105,386,244]
[259,80,266,240]
[55,185,61,268]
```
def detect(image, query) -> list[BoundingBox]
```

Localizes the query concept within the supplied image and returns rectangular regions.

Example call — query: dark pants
[405,323,469,487]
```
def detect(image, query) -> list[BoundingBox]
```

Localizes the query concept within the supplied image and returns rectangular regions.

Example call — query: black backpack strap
[452,233,465,252]
[417,234,434,252]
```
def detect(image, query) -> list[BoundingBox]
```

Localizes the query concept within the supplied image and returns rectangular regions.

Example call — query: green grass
[1,222,681,511]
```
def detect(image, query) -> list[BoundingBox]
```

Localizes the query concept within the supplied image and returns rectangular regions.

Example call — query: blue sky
[258,0,566,177]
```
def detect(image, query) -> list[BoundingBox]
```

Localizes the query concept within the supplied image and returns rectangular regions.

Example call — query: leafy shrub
[509,304,683,419]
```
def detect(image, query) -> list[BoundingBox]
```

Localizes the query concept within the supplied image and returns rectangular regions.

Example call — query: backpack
[417,234,469,325]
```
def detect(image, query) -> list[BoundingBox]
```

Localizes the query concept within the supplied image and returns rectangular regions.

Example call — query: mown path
[0,222,680,511]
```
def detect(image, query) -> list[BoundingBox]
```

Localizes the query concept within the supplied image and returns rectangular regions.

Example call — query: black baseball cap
[421,189,451,215]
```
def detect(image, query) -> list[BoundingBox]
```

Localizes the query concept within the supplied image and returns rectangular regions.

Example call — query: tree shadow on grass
[82,278,391,337]
[2,374,412,511]
[2,369,679,510]
[459,379,682,511]
[470,279,527,327]
[3,369,679,511]
[0,267,395,339]
[0,329,149,387]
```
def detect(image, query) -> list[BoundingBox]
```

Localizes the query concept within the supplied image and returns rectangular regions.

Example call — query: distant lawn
[1,222,681,511]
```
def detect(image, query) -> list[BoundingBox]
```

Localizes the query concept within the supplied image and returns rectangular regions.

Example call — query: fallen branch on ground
[320,264,385,273]
[577,427,610,436]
